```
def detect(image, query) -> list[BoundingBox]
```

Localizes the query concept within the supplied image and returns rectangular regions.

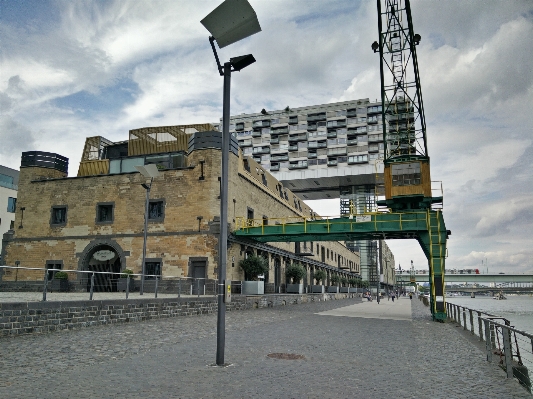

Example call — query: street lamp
[134,164,160,295]
[201,0,261,366]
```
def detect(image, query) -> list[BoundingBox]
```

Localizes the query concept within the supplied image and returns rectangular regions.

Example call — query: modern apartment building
[0,165,19,264]
[214,98,394,286]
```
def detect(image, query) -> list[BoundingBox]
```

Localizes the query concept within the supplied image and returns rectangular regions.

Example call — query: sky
[1,0,532,274]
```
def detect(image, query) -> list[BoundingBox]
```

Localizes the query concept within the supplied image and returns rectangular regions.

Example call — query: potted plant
[328,275,340,293]
[240,255,269,295]
[311,269,326,293]
[51,271,69,292]
[340,276,349,293]
[286,263,306,294]
[117,268,135,292]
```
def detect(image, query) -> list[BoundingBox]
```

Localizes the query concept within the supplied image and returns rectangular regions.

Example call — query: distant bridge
[396,273,533,284]
[447,286,533,294]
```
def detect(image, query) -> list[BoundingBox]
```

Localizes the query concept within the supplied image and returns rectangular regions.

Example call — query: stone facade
[2,128,360,292]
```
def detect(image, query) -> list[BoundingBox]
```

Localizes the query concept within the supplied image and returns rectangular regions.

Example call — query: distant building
[0,165,19,264]
[1,125,360,291]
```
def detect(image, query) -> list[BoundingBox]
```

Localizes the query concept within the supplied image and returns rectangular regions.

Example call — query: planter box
[242,281,264,295]
[117,278,135,292]
[349,288,358,293]
[340,287,349,293]
[50,279,69,292]
[327,286,339,293]
[286,283,304,294]
[311,285,325,293]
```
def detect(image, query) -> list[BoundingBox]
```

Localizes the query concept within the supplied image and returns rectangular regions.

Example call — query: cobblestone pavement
[0,296,529,398]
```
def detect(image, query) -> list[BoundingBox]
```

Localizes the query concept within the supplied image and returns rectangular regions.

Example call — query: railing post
[197,278,200,298]
[126,275,130,299]
[203,281,206,296]
[469,309,474,334]
[89,273,95,300]
[155,276,159,298]
[484,319,492,362]
[190,279,193,295]
[490,323,496,349]
[42,269,48,302]
[463,307,467,330]
[178,277,181,298]
[501,325,514,378]
[477,311,483,341]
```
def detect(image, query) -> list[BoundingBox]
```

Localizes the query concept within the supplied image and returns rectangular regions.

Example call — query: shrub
[313,269,326,284]
[330,275,340,285]
[239,255,269,281]
[348,278,358,287]
[340,276,348,287]
[54,271,68,280]
[120,268,135,279]
[285,263,306,284]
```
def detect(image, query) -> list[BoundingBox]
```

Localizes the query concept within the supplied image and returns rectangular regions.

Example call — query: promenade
[0,295,530,398]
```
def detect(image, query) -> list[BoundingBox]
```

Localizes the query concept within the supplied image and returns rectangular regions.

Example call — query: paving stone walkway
[0,296,529,398]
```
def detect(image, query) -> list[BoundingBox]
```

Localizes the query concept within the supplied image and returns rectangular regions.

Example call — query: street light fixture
[135,163,160,295]
[201,0,261,366]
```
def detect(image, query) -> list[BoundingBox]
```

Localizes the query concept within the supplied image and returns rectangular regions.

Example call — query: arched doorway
[78,240,126,292]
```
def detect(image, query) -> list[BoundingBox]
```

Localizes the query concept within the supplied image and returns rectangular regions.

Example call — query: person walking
[391,291,395,302]
[409,292,413,300]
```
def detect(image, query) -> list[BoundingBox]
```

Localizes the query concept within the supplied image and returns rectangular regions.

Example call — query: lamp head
[201,0,261,48]
[135,164,160,179]
[230,54,256,71]
[371,41,379,53]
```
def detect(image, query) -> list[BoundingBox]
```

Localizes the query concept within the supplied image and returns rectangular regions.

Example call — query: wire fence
[446,301,532,394]
[0,265,243,301]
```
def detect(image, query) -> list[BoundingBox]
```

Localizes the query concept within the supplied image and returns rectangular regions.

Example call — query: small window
[46,261,62,281]
[148,200,164,221]
[51,206,67,226]
[7,197,16,213]
[96,203,114,223]
[145,262,161,280]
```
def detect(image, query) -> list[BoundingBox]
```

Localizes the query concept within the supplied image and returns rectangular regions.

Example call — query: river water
[446,295,533,334]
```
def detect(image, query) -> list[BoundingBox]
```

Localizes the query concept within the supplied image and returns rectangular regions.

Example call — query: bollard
[126,275,130,299]
[155,276,159,298]
[42,269,48,302]
[89,273,95,300]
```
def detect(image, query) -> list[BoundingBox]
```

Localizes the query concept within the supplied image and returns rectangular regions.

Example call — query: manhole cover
[267,353,305,360]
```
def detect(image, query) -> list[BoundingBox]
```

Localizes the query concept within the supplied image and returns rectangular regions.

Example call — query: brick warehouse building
[1,124,360,293]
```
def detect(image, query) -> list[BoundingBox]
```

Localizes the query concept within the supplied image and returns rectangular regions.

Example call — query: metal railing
[446,301,532,394]
[0,266,220,302]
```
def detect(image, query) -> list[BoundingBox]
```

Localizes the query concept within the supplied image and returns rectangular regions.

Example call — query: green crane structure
[234,0,449,321]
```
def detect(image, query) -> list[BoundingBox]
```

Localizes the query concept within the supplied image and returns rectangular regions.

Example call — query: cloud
[0,116,35,168]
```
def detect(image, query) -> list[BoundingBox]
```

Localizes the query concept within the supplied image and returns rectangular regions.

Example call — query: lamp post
[134,164,160,295]
[201,0,261,366]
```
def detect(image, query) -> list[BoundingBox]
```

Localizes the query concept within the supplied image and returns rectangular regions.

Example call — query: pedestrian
[391,291,395,302]
[409,292,413,300]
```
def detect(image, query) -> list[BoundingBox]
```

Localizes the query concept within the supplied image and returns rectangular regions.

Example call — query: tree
[340,276,348,287]
[286,263,306,284]
[330,275,340,286]
[239,255,269,281]
[348,278,358,287]
[313,269,326,285]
